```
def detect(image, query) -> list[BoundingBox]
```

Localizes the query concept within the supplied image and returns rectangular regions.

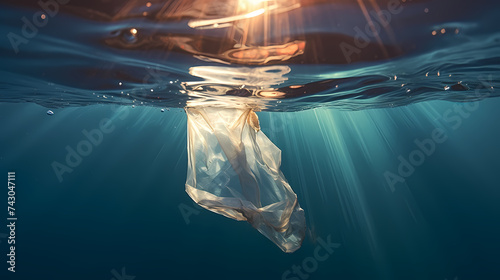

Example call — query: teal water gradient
[1,98,499,280]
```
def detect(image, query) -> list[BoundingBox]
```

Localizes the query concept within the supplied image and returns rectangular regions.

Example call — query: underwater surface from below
[1,0,500,279]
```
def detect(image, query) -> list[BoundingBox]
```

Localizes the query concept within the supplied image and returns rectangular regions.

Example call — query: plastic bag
[185,106,305,253]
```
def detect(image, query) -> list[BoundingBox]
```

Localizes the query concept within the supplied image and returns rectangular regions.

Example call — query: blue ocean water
[1,0,500,279]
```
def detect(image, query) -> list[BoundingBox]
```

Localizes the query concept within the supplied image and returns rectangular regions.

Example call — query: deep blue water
[1,0,500,279]
[1,101,500,280]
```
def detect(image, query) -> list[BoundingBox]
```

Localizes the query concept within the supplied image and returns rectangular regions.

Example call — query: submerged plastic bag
[185,107,305,253]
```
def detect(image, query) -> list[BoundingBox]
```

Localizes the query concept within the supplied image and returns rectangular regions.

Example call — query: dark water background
[1,0,500,279]
[1,100,500,280]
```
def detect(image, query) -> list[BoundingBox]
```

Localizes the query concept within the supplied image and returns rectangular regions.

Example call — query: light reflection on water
[0,0,499,111]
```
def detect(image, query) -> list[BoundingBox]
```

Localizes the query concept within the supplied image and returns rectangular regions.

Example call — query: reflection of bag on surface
[185,107,306,253]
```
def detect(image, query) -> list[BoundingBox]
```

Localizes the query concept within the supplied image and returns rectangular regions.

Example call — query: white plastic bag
[185,106,305,253]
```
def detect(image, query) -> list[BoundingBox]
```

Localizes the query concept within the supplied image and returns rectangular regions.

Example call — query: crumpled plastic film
[185,107,306,253]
